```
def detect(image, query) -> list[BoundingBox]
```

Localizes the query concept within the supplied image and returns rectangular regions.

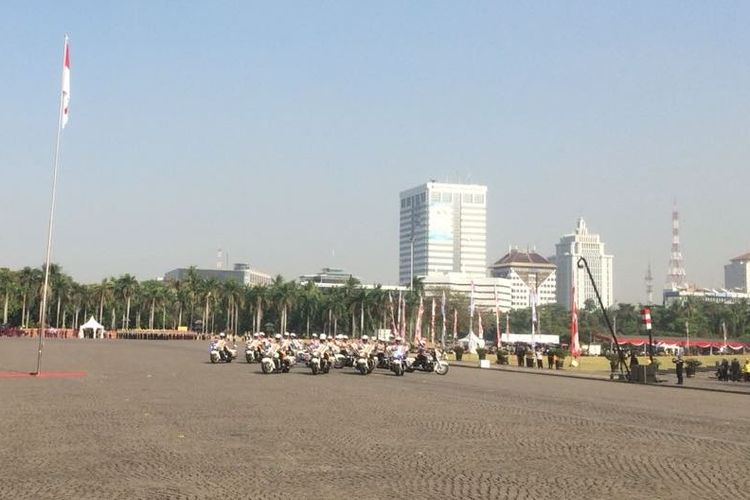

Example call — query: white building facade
[490,249,557,310]
[725,253,750,292]
[422,272,511,312]
[554,218,614,310]
[399,182,487,285]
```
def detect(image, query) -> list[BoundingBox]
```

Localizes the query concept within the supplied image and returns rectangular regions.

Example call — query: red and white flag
[430,297,436,344]
[570,287,581,357]
[61,36,71,129]
[414,295,424,342]
[494,284,501,348]
[477,308,484,337]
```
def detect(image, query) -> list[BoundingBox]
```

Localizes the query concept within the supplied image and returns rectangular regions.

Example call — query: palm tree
[299,281,321,337]
[18,266,41,328]
[140,280,163,329]
[247,284,268,333]
[0,268,18,325]
[95,278,114,324]
[114,274,139,330]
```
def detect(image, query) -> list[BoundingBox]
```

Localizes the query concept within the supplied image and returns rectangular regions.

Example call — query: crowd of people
[716,358,750,382]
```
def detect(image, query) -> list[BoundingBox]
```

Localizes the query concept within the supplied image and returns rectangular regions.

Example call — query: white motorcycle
[209,341,237,364]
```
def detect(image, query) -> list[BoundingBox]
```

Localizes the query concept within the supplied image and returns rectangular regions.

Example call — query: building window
[431,192,441,202]
[442,192,452,202]
[421,193,426,203]
[462,193,472,203]
[473,194,484,204]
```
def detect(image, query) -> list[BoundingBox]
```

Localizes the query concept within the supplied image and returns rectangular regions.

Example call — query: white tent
[457,332,484,353]
[78,316,105,339]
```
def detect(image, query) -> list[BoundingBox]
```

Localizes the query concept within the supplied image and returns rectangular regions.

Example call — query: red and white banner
[477,308,484,337]
[570,287,581,357]
[61,36,71,129]
[453,308,458,339]
[430,297,436,344]
[414,295,424,342]
[494,284,501,348]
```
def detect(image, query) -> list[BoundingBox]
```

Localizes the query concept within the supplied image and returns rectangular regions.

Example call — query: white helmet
[343,335,349,340]
[219,332,226,338]
[320,334,327,341]
[361,335,369,341]
[274,333,282,340]
[283,332,290,337]
[312,333,318,339]
[252,333,259,338]
[290,333,297,338]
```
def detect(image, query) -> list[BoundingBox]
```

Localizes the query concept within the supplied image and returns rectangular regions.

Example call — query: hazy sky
[2,1,749,303]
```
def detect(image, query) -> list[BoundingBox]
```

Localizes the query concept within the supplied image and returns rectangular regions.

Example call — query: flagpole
[35,35,68,375]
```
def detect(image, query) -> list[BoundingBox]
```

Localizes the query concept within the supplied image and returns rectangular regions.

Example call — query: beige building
[490,249,556,310]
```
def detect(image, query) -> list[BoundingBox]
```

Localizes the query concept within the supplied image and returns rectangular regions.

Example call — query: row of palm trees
[3,264,748,340]
[0,265,474,338]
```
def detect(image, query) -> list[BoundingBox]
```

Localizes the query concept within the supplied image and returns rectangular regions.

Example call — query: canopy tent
[592,332,749,350]
[500,333,560,345]
[457,332,484,354]
[78,317,105,339]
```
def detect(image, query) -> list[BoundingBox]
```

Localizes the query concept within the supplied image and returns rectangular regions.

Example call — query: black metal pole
[577,257,629,378]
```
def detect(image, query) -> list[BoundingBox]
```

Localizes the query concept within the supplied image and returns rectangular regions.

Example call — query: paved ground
[1,338,749,500]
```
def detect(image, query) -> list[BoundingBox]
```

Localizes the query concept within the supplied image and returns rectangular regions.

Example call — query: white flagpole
[35,35,69,375]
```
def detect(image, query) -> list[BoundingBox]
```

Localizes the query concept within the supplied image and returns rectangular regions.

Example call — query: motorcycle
[245,344,262,363]
[210,341,237,364]
[355,346,377,375]
[406,348,449,375]
[260,347,294,374]
[308,349,332,375]
[390,349,407,376]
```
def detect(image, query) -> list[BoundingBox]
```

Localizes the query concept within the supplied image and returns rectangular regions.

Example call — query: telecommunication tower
[645,262,653,304]
[217,248,223,270]
[666,205,687,290]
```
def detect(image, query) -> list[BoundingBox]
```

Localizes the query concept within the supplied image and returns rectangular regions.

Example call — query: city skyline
[2,3,749,303]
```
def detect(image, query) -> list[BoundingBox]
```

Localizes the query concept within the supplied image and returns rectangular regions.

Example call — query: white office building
[554,218,614,310]
[399,182,487,285]
[725,252,750,292]
[490,249,557,310]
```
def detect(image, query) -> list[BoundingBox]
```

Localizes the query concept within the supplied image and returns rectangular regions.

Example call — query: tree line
[0,265,748,342]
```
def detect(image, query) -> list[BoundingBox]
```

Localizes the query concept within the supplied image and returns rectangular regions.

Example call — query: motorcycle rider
[414,339,430,369]
[216,332,233,361]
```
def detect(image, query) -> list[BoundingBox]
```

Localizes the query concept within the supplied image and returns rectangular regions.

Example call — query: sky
[1,1,749,303]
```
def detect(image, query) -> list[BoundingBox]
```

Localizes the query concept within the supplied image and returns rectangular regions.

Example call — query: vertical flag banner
[430,297,436,344]
[477,309,484,337]
[414,295,424,342]
[494,284,501,349]
[388,292,397,334]
[570,286,581,357]
[397,291,402,334]
[469,280,475,334]
[453,309,458,340]
[530,289,537,350]
[441,291,447,347]
[61,37,71,128]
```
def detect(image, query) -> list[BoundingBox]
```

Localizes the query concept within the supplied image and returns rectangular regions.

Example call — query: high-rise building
[490,248,557,310]
[399,182,487,285]
[725,252,750,292]
[554,218,614,310]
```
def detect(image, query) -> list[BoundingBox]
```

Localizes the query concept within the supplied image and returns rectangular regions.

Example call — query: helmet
[361,335,369,341]
[274,334,282,340]
[343,335,349,340]
[396,337,403,343]
[312,333,319,338]
[259,332,266,337]
[219,332,226,338]
[419,339,426,346]
[283,332,290,337]
[252,333,259,338]
[290,333,296,338]
[320,334,327,341]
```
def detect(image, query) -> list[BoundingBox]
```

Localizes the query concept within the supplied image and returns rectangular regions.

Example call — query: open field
[1,338,749,500]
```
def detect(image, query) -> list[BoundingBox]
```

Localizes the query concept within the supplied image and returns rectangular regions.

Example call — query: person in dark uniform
[673,355,684,385]
[515,343,526,367]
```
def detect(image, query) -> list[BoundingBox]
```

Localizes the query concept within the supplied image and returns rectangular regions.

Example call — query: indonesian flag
[61,36,71,129]
[477,308,484,337]
[414,295,424,342]
[570,286,581,357]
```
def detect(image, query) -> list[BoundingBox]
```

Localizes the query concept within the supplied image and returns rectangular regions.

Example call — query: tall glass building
[399,182,487,285]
